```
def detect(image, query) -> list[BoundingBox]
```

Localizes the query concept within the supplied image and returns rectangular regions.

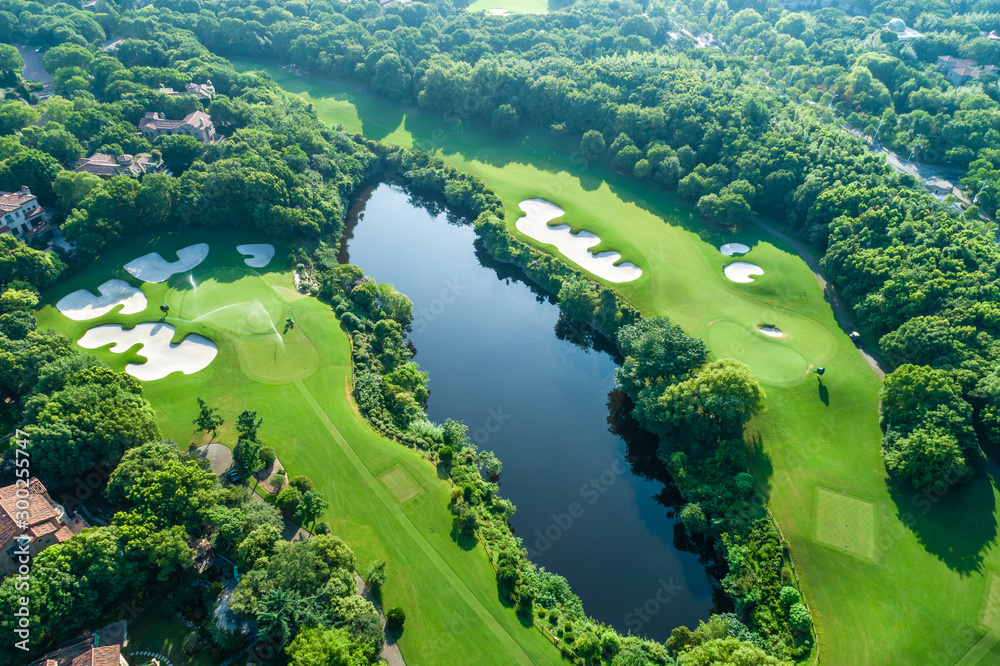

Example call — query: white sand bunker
[724,262,764,283]
[236,244,275,268]
[758,325,783,337]
[125,243,209,283]
[516,199,642,283]
[77,322,217,381]
[488,8,510,14]
[720,243,750,256]
[56,279,146,321]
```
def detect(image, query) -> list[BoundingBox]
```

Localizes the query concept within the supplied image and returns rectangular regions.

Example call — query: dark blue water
[341,183,717,640]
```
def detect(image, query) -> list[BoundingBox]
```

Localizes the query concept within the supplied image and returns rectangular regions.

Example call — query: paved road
[752,218,892,379]
[14,44,52,94]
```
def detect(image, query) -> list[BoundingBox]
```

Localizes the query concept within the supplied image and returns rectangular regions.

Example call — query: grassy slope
[235,59,1000,665]
[36,229,562,666]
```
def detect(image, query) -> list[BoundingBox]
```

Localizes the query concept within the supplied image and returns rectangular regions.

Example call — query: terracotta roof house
[74,153,166,179]
[0,478,88,576]
[0,185,56,242]
[71,645,127,666]
[138,111,216,143]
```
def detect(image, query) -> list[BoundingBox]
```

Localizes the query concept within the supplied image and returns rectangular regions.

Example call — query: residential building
[138,111,216,143]
[69,645,128,666]
[0,478,88,577]
[0,186,50,241]
[937,55,978,72]
[74,153,167,179]
[156,80,216,101]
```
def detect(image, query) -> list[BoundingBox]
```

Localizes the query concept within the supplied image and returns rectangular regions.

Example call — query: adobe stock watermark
[624,577,684,634]
[527,451,629,557]
[471,406,512,446]
[411,278,466,333]
[11,429,33,653]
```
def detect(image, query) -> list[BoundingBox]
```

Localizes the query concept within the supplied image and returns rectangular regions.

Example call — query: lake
[341,182,720,641]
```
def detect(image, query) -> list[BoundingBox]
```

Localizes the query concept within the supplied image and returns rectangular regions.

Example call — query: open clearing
[228,58,1000,665]
[814,488,876,561]
[37,229,561,666]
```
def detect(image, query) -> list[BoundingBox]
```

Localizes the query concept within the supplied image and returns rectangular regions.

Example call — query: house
[74,153,166,179]
[70,645,128,666]
[0,478,89,576]
[0,186,51,241]
[982,30,1000,42]
[883,17,923,40]
[156,80,216,101]
[948,66,983,85]
[138,111,216,143]
[937,55,977,73]
[32,621,128,666]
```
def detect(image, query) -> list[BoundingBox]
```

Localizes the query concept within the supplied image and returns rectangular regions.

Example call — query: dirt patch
[255,455,287,494]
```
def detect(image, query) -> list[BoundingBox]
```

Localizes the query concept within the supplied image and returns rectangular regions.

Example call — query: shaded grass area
[230,58,1000,665]
[36,229,565,666]
[122,607,218,666]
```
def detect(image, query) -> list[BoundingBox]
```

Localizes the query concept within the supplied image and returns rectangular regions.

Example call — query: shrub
[289,475,314,492]
[364,559,387,591]
[780,586,800,607]
[275,486,303,518]
[680,503,707,534]
[386,606,405,630]
[314,521,331,535]
[182,630,204,654]
[439,445,454,464]
[790,602,811,632]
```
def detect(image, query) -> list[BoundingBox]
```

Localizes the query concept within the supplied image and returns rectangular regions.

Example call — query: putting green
[36,229,563,666]
[226,59,1000,666]
[706,319,811,387]
[165,266,319,384]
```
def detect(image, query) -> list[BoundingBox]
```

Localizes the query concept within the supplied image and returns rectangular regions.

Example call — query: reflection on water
[342,182,723,640]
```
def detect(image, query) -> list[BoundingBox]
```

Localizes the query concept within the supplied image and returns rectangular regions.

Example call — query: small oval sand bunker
[236,244,275,268]
[77,322,217,381]
[516,199,642,283]
[758,325,783,337]
[724,261,764,283]
[125,243,209,283]
[56,279,147,321]
[720,243,750,256]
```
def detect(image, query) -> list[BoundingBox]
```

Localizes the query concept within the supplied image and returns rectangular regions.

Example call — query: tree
[363,559,387,592]
[438,445,454,465]
[42,43,92,72]
[680,503,707,534]
[157,134,203,172]
[637,359,765,443]
[386,606,405,631]
[0,44,22,73]
[295,490,329,527]
[286,627,369,666]
[276,486,303,519]
[491,104,518,132]
[580,130,605,158]
[789,603,811,633]
[0,102,40,135]
[883,426,969,492]
[616,316,707,392]
[193,397,224,438]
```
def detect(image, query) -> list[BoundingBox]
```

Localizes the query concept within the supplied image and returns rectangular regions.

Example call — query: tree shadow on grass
[745,431,776,507]
[885,466,997,575]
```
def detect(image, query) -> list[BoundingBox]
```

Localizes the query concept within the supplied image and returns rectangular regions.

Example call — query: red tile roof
[0,479,58,546]
[72,645,121,666]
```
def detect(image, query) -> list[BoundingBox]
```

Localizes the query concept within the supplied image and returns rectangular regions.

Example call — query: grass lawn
[122,607,218,666]
[232,58,1000,666]
[36,229,563,666]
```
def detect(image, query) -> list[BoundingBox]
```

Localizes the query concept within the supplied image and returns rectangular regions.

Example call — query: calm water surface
[341,183,718,640]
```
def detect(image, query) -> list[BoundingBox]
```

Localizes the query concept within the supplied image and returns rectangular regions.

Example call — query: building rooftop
[71,645,122,666]
[0,186,37,213]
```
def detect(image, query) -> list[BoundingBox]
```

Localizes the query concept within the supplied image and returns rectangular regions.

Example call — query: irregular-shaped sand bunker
[56,279,146,321]
[724,262,764,283]
[237,244,275,268]
[77,322,217,381]
[720,243,750,256]
[516,199,642,283]
[125,243,209,283]
[758,325,783,337]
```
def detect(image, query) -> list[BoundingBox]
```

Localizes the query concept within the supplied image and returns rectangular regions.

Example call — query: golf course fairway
[36,229,564,666]
[231,58,1000,666]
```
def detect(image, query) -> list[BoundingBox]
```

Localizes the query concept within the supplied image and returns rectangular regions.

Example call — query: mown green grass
[234,58,1000,666]
[36,229,563,666]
